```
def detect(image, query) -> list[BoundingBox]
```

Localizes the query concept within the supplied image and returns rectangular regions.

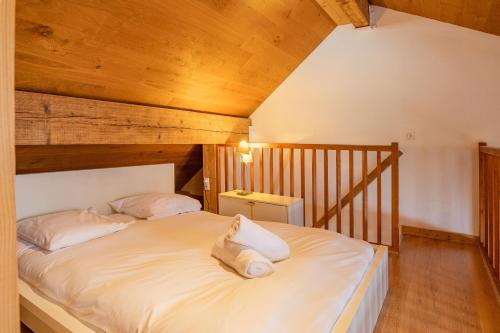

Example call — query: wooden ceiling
[15,0,336,117]
[371,0,500,36]
[16,0,499,120]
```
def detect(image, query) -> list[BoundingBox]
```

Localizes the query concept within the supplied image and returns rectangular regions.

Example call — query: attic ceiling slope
[371,0,500,36]
[15,0,336,117]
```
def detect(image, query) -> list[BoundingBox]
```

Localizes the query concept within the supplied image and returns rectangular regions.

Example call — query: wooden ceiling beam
[315,0,370,27]
[15,91,250,145]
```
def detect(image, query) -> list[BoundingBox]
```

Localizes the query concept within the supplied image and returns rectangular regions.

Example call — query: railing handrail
[219,142,393,152]
[480,146,500,158]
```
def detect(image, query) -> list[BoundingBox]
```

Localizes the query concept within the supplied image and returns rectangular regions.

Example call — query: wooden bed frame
[16,164,389,333]
[19,245,388,333]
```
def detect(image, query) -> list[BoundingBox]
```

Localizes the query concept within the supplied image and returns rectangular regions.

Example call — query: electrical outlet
[203,177,210,191]
[406,130,416,141]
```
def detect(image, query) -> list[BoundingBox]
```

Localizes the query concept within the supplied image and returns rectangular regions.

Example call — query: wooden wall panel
[0,0,20,331]
[16,144,203,191]
[203,145,219,214]
[372,0,500,37]
[16,91,249,145]
[15,0,336,117]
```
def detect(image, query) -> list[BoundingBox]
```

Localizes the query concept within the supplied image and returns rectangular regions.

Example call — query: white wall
[16,164,175,219]
[250,6,500,236]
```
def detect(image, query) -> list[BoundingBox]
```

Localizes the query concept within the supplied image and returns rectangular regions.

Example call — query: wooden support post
[486,155,490,257]
[362,150,368,240]
[203,144,219,214]
[312,149,317,227]
[250,157,254,192]
[279,147,284,195]
[324,149,329,230]
[259,148,264,193]
[224,146,229,192]
[494,158,499,276]
[349,149,354,237]
[488,155,493,259]
[242,159,246,192]
[391,142,400,252]
[377,151,382,244]
[270,148,274,194]
[301,148,306,224]
[290,149,295,197]
[336,149,342,233]
[479,142,487,247]
[0,0,20,330]
[233,147,237,191]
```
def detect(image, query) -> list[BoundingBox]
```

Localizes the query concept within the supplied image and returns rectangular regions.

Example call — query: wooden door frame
[0,0,20,331]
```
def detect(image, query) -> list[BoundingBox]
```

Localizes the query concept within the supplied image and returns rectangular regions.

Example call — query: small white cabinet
[218,191,304,226]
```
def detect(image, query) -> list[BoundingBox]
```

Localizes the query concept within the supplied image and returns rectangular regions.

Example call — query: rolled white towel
[225,214,290,262]
[212,236,274,278]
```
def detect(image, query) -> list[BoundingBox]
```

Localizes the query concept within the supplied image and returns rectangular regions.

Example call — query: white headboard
[15,164,175,219]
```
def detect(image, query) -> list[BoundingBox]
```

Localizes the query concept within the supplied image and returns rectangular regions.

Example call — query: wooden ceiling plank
[371,0,500,37]
[15,0,335,117]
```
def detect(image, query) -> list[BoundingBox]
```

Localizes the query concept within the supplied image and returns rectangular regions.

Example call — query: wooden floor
[21,235,500,333]
[375,235,500,333]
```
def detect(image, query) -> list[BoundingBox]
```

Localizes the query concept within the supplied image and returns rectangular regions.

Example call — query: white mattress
[17,211,374,333]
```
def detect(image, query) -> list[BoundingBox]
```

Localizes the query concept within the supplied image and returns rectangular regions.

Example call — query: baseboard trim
[401,225,479,244]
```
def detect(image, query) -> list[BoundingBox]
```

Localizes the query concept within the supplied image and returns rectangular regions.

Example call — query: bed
[16,164,388,333]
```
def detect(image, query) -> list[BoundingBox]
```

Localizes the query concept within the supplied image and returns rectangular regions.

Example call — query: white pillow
[16,209,129,251]
[109,193,201,219]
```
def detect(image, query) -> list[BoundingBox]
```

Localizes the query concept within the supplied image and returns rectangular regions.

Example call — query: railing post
[391,142,400,252]
[479,142,487,247]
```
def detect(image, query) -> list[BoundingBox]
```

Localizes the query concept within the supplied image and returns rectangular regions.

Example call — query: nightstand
[218,191,304,226]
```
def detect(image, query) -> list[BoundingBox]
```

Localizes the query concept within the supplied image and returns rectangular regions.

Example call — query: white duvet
[17,211,374,333]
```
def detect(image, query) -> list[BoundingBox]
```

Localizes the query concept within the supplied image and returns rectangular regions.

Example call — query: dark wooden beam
[16,144,203,191]
[315,0,370,27]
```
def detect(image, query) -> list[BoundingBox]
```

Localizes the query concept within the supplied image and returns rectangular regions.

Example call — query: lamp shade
[237,140,250,155]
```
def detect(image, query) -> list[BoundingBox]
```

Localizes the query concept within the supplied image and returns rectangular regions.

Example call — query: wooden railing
[215,143,402,252]
[479,142,500,290]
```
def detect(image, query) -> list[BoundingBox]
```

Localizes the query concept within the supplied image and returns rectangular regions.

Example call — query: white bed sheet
[17,211,374,333]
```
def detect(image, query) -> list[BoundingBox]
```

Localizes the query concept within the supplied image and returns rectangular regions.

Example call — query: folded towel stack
[212,214,290,278]
[225,214,290,262]
[212,236,274,278]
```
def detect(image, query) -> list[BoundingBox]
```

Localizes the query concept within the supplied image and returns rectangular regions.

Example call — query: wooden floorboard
[375,235,500,333]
